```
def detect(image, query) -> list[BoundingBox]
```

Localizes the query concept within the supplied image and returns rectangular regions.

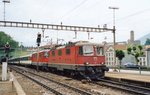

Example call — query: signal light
[36,33,41,46]
[4,44,10,53]
[37,33,41,38]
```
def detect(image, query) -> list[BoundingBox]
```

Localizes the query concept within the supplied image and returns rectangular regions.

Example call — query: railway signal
[2,42,10,81]
[37,33,41,46]
[4,42,10,57]
[36,33,41,72]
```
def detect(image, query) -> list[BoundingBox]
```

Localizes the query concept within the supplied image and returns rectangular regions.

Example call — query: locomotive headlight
[85,62,89,65]
[102,62,105,64]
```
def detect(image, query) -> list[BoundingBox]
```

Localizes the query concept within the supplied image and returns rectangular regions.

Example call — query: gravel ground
[12,66,135,95]
[13,71,55,95]
[47,74,133,95]
[16,66,134,95]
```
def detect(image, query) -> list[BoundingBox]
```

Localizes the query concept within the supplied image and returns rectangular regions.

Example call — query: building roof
[105,44,127,52]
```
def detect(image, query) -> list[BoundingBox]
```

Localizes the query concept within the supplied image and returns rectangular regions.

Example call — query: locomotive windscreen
[82,45,94,56]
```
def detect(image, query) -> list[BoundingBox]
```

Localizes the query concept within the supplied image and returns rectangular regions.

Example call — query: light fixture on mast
[109,6,119,69]
[3,0,10,21]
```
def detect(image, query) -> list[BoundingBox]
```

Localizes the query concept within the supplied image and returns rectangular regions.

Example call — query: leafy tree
[0,31,19,48]
[116,50,125,61]
[138,45,144,56]
[0,31,19,58]
[145,38,150,45]
[116,50,125,70]
[138,45,143,51]
[127,45,144,64]
[127,47,132,54]
[132,46,136,51]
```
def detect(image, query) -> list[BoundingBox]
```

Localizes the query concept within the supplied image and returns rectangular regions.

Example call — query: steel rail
[93,78,150,95]
[10,66,63,95]
[10,66,92,95]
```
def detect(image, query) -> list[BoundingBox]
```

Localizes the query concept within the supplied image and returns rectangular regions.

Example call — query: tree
[132,46,136,52]
[138,45,144,56]
[116,50,125,71]
[0,31,18,48]
[127,45,144,64]
[0,31,19,57]
[145,38,150,45]
[138,45,142,51]
[127,47,132,54]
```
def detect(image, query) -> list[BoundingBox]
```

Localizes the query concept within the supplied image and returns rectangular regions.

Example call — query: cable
[118,8,150,21]
[60,0,89,21]
[106,7,150,25]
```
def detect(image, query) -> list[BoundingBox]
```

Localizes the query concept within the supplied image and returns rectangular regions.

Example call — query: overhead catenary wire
[106,7,150,25]
[117,8,150,21]
[60,0,89,21]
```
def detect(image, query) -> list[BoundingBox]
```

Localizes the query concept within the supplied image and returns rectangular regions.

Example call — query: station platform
[105,69,150,83]
[0,65,26,95]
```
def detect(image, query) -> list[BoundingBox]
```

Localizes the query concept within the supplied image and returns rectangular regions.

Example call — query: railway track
[10,66,92,95]
[10,65,150,95]
[93,78,150,95]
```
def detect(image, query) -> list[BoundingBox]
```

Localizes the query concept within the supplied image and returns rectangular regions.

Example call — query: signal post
[2,42,10,81]
[36,33,41,72]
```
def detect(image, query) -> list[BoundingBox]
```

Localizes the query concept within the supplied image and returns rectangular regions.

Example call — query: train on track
[9,41,109,80]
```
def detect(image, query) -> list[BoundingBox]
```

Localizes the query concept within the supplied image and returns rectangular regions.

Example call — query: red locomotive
[31,50,49,66]
[9,41,109,80]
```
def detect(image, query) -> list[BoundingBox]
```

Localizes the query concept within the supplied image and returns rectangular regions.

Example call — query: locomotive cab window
[82,45,94,56]
[96,46,104,55]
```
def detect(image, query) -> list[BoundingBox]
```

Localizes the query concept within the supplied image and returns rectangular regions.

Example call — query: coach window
[24,57,28,60]
[58,50,62,56]
[66,48,70,55]
[52,51,55,56]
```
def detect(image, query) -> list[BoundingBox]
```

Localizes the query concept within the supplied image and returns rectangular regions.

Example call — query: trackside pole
[2,61,8,81]
[2,42,10,81]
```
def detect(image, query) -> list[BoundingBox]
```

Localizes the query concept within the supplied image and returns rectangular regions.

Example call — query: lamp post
[109,7,119,70]
[3,0,10,21]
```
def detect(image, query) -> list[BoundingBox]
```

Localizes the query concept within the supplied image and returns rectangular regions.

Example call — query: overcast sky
[0,0,150,46]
